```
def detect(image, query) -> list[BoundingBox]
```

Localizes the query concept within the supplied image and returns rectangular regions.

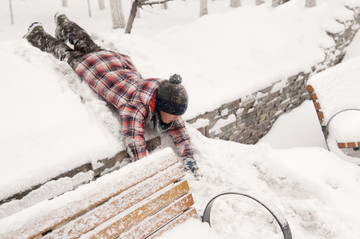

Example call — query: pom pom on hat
[169,74,182,84]
[155,74,188,116]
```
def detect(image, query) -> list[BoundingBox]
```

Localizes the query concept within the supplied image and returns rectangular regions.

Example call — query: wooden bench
[306,57,360,160]
[0,148,197,239]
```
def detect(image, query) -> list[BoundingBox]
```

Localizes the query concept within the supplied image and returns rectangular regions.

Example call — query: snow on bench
[307,56,360,161]
[0,148,197,239]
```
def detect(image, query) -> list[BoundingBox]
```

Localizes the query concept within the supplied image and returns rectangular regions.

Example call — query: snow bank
[159,127,360,239]
[146,0,348,119]
[307,56,360,140]
[0,40,122,199]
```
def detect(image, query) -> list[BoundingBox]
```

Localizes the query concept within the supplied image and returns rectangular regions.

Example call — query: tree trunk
[200,0,208,17]
[110,0,126,29]
[98,0,105,10]
[162,2,168,9]
[125,0,138,33]
[230,0,241,8]
[9,0,14,24]
[62,0,68,7]
[256,0,264,5]
[272,0,279,7]
[87,0,92,17]
[305,0,316,7]
[136,7,141,18]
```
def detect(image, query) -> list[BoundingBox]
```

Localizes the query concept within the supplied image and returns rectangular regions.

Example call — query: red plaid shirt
[71,50,194,161]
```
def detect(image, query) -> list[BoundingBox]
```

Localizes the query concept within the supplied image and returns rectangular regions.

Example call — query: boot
[23,22,44,42]
[53,13,101,54]
[54,12,70,41]
[24,22,79,63]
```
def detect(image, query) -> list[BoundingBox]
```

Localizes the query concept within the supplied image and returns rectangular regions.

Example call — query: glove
[183,157,199,176]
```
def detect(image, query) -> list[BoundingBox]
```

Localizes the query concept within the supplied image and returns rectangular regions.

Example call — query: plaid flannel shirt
[71,50,194,161]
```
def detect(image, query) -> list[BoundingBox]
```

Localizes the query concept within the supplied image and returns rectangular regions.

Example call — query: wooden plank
[43,164,185,239]
[306,84,314,93]
[4,150,180,239]
[347,142,357,148]
[337,142,360,149]
[314,102,321,110]
[311,93,318,101]
[147,208,198,239]
[86,179,190,239]
[118,193,195,239]
[317,111,324,120]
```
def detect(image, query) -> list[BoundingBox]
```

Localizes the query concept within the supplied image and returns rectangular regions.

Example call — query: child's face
[159,111,179,124]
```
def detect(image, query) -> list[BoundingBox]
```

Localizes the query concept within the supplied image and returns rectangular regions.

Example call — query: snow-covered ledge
[187,5,360,145]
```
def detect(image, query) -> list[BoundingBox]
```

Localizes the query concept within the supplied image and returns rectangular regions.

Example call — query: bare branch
[141,0,172,7]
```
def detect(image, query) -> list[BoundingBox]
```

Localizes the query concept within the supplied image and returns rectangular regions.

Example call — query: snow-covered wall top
[149,0,359,119]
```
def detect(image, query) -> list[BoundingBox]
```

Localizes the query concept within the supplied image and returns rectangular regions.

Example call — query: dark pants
[28,21,102,66]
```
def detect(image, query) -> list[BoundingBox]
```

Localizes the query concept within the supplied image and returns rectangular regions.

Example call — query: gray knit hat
[155,74,188,116]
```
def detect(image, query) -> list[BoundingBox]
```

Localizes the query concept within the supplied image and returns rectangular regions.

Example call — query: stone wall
[187,6,360,145]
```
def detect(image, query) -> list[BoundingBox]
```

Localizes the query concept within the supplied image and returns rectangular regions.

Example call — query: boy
[24,13,198,175]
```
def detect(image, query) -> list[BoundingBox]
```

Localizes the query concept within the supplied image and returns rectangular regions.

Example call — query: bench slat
[85,179,190,239]
[44,164,185,238]
[338,142,360,148]
[147,208,198,239]
[1,149,180,239]
[118,193,195,239]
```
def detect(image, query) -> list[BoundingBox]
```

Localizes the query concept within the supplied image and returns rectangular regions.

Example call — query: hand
[183,157,199,177]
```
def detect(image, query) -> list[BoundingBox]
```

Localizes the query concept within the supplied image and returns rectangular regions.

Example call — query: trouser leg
[28,30,83,64]
[56,21,102,54]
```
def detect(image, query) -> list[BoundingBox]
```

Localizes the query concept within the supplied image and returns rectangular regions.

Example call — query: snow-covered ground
[1,0,360,238]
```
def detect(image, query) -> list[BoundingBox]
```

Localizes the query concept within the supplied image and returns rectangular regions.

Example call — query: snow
[308,56,360,126]
[166,127,360,239]
[306,55,360,158]
[259,100,328,149]
[343,29,360,61]
[1,0,360,238]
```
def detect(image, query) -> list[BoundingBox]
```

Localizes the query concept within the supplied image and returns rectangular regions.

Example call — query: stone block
[146,136,162,152]
[265,100,276,110]
[287,74,299,84]
[236,122,246,132]
[220,99,240,115]
[268,90,281,102]
[259,113,268,123]
[94,150,128,177]
[240,97,256,108]
[219,121,237,134]
[258,94,270,104]
[259,85,273,94]
[279,101,290,111]
[198,109,219,122]
[269,108,278,117]
[197,126,207,137]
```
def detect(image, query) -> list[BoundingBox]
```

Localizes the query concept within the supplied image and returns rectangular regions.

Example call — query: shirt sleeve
[167,117,194,159]
[118,103,148,161]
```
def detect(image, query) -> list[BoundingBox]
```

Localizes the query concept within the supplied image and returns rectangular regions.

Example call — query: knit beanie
[155,74,188,116]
